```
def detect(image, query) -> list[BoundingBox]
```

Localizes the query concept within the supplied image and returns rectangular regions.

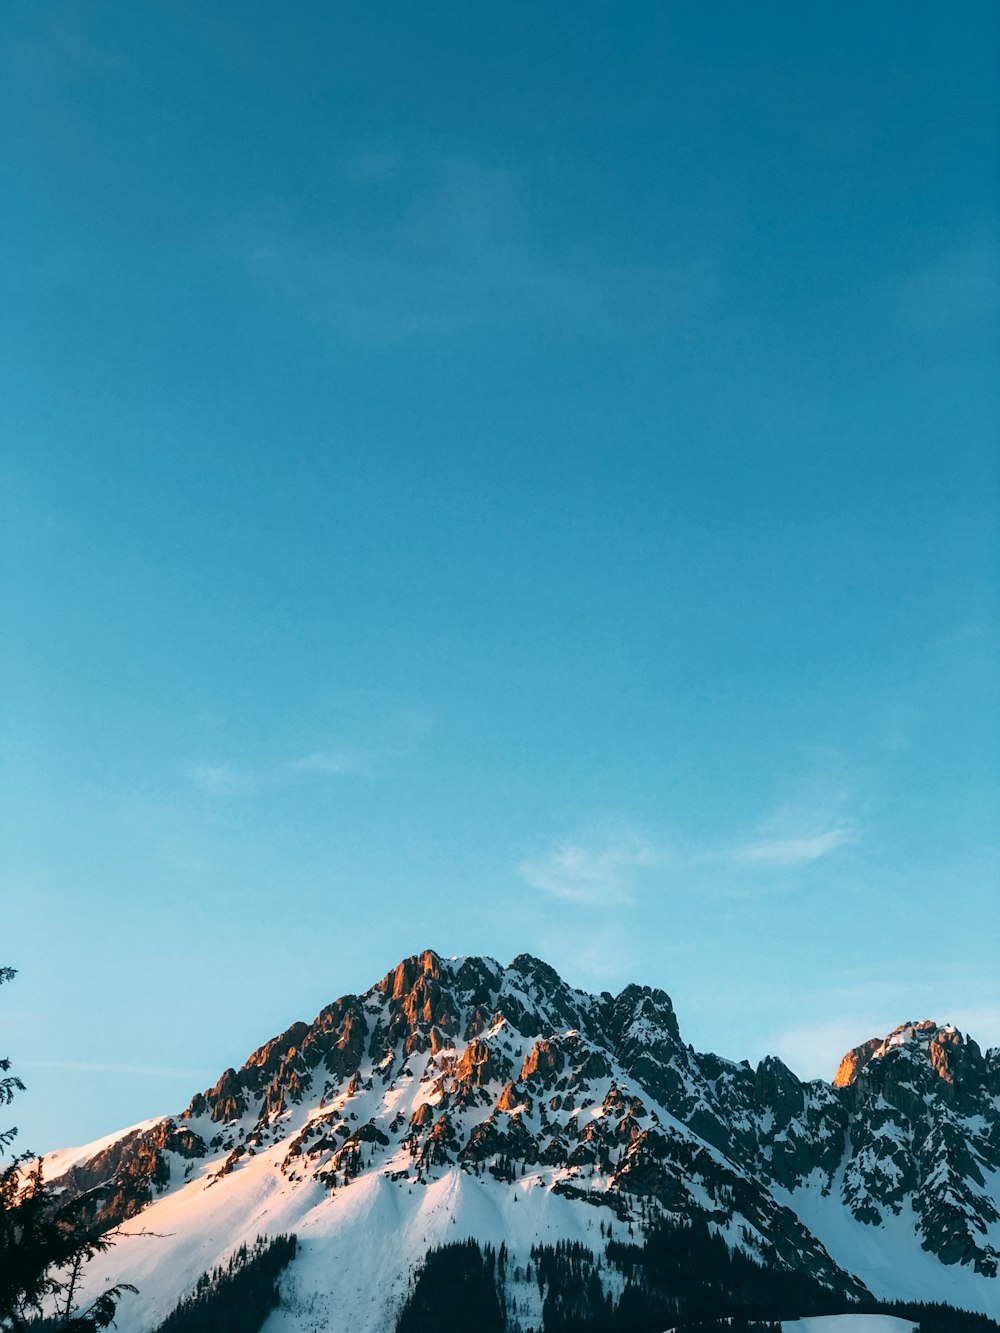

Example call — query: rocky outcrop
[56,1118,209,1229]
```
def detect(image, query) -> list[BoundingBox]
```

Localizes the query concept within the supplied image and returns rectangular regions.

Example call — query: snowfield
[75,1148,622,1333]
[782,1319,916,1333]
[776,1168,1000,1314]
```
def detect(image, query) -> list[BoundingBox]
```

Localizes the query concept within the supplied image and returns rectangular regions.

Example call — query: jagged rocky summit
[44,951,1000,1333]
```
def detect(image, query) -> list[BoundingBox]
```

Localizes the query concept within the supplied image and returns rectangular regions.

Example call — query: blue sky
[2,2,998,1154]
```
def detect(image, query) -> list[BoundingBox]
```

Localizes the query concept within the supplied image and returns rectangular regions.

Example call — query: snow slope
[782,1319,916,1333]
[778,1171,1000,1314]
[77,1147,619,1333]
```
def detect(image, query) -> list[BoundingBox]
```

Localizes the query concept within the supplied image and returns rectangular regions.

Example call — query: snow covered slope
[781,1318,916,1333]
[42,951,1000,1330]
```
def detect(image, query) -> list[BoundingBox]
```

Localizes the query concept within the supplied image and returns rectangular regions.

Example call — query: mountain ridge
[41,950,1000,1332]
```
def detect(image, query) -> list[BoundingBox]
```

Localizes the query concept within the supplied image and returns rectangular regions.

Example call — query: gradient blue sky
[3,2,998,1154]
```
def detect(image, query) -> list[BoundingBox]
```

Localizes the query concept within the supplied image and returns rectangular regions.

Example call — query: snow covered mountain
[44,951,1000,1331]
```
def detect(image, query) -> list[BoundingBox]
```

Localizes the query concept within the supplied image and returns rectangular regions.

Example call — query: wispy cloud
[518,830,662,906]
[234,144,714,347]
[733,826,856,868]
[188,742,387,794]
[187,754,372,794]
[518,789,856,910]
[189,763,245,796]
[288,748,377,778]
[725,767,861,872]
[186,706,432,797]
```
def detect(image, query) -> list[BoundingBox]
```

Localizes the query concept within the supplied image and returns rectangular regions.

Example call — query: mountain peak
[506,951,561,986]
[832,1019,981,1090]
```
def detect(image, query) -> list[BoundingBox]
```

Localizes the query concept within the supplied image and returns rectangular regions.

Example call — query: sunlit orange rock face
[520,1037,563,1082]
[833,1037,882,1088]
[833,1020,963,1089]
[409,1101,434,1129]
[930,1025,961,1083]
[495,1080,522,1113]
[455,1038,496,1085]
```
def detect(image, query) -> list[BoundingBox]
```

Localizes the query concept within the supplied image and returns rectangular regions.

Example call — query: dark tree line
[525,1239,613,1333]
[153,1233,297,1333]
[392,1222,1000,1333]
[395,1238,506,1333]
[602,1214,848,1326]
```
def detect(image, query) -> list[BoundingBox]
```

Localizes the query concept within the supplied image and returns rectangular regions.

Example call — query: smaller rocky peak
[754,1055,805,1120]
[243,1021,311,1078]
[610,983,681,1044]
[695,1051,753,1084]
[378,949,445,1001]
[833,1020,982,1090]
[832,1020,992,1126]
[986,1046,1000,1095]
[202,1067,247,1124]
[369,950,469,1058]
[506,953,564,993]
[452,955,503,1004]
[495,955,594,1037]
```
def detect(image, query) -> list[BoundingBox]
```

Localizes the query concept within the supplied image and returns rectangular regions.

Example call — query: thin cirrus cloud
[288,748,377,778]
[189,763,245,796]
[517,832,662,906]
[733,826,857,869]
[234,145,714,347]
[244,231,708,348]
[188,747,377,794]
[517,812,854,905]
